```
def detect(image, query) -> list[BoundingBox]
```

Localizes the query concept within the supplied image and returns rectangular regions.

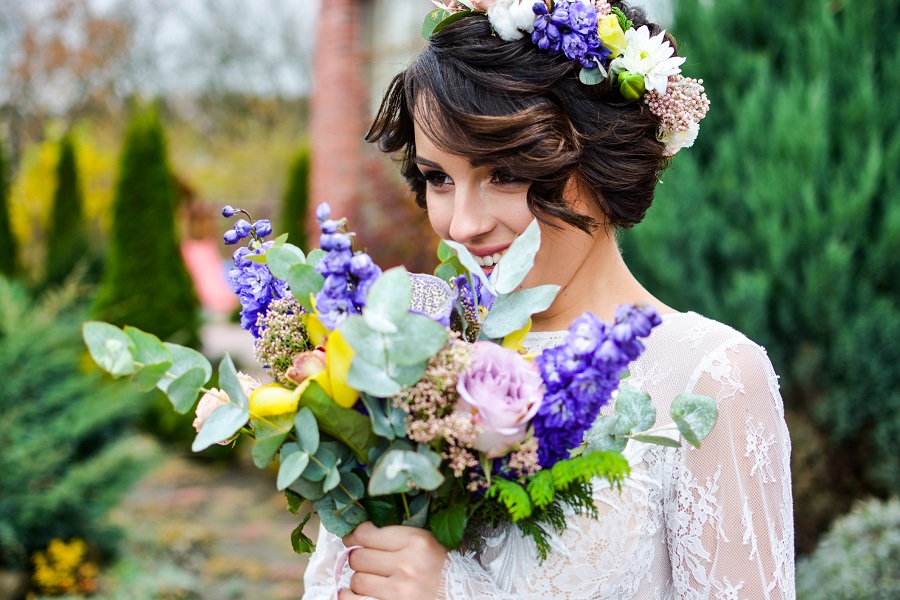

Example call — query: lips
[468,245,509,268]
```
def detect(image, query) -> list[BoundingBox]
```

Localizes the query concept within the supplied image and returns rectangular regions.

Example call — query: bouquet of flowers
[83,204,717,559]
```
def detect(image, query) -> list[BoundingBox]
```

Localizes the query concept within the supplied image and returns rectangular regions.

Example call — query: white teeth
[492,252,503,264]
[483,255,494,267]
[473,249,507,267]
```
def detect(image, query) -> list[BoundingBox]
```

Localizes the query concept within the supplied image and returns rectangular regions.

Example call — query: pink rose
[285,349,327,385]
[192,373,260,445]
[456,342,543,458]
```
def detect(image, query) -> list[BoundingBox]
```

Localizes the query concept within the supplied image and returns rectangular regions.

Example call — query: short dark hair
[366,2,675,232]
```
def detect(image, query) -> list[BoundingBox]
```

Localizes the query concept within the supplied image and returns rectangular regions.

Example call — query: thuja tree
[0,139,16,277]
[92,105,199,347]
[0,276,154,568]
[44,134,89,286]
[280,145,310,250]
[621,0,900,550]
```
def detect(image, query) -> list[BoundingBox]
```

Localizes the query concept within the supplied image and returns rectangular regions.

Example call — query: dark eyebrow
[414,156,443,170]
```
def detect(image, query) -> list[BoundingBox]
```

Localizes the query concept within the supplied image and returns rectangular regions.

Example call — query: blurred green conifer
[622,0,900,550]
[280,145,310,250]
[44,134,89,286]
[92,105,199,347]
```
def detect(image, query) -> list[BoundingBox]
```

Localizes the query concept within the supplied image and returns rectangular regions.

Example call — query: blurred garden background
[0,0,897,598]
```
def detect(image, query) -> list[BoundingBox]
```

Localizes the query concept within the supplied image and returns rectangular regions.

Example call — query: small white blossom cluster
[253,296,310,386]
[644,75,710,155]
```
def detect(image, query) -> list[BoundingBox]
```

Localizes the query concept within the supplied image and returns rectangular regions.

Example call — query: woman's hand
[338,521,449,600]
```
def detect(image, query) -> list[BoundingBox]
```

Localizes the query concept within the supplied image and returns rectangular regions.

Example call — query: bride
[303,1,795,598]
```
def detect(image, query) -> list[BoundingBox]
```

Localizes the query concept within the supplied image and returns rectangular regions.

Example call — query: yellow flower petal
[326,329,359,408]
[502,318,532,352]
[249,382,302,417]
[302,313,329,347]
[598,15,627,58]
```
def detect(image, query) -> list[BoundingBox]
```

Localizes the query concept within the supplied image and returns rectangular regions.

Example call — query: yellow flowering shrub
[31,538,99,596]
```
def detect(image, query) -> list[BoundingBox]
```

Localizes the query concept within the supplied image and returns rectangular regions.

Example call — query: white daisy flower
[610,26,686,95]
[659,121,700,156]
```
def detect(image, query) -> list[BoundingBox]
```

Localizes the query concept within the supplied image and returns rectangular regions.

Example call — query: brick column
[309,0,367,240]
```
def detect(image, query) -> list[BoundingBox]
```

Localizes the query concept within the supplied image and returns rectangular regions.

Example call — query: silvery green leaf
[579,65,607,85]
[368,449,445,495]
[302,445,338,482]
[442,239,496,295]
[584,414,627,453]
[339,315,388,366]
[418,443,442,469]
[338,501,369,526]
[266,244,306,280]
[289,476,326,501]
[161,366,207,413]
[384,313,449,366]
[403,493,430,528]
[358,393,395,439]
[272,233,289,247]
[124,326,171,366]
[251,434,288,468]
[294,407,320,455]
[306,249,326,268]
[131,361,172,392]
[332,471,365,505]
[277,449,310,490]
[159,344,212,394]
[480,285,560,339]
[630,435,682,447]
[363,311,398,334]
[615,386,656,433]
[388,361,427,387]
[191,403,248,452]
[312,494,355,538]
[364,266,412,326]
[82,321,136,378]
[389,403,408,438]
[437,239,455,262]
[347,356,402,397]
[323,461,342,493]
[493,220,541,295]
[671,394,718,448]
[217,354,248,410]
[288,263,325,312]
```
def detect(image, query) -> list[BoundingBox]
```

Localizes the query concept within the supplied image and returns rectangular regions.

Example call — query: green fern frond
[527,469,555,509]
[485,478,533,522]
[550,451,630,490]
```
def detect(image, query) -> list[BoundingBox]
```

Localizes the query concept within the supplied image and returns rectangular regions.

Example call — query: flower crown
[425,0,710,156]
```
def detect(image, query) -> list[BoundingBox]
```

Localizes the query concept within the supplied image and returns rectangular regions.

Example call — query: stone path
[101,446,319,600]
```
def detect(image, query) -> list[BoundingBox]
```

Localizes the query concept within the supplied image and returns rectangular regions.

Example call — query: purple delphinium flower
[312,203,381,330]
[532,0,611,69]
[222,205,236,218]
[533,305,661,467]
[227,241,288,337]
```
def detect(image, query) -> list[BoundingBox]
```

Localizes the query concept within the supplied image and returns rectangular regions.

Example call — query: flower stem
[401,492,411,521]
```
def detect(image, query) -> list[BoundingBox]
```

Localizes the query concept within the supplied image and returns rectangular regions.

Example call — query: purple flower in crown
[532,0,610,68]
[533,304,661,467]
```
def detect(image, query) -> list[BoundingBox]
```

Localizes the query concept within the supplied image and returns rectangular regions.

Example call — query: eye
[489,170,527,188]
[418,170,454,190]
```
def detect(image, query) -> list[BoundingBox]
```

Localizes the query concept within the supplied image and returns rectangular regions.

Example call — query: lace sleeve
[302,522,351,600]
[438,551,524,599]
[667,341,795,599]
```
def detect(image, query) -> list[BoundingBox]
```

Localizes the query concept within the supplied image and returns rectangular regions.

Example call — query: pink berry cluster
[588,0,612,17]
[644,75,710,133]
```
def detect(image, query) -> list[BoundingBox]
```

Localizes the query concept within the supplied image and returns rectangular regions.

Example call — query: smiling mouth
[472,249,507,268]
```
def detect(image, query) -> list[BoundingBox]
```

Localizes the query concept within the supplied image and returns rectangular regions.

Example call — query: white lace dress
[302,311,796,599]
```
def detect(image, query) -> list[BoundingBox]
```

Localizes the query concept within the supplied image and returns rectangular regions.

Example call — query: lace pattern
[301,312,796,599]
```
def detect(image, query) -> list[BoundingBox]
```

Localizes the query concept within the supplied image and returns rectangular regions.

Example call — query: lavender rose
[456,342,544,458]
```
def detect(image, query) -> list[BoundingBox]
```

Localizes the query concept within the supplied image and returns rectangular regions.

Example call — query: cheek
[425,196,452,238]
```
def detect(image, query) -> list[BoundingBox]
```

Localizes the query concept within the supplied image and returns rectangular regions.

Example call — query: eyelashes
[417,169,528,190]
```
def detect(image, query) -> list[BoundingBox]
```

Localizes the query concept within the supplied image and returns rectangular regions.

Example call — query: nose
[447,183,492,244]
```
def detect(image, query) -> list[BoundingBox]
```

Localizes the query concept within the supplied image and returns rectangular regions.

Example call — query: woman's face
[413,122,603,303]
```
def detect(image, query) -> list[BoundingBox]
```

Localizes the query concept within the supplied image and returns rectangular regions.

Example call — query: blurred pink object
[181,239,239,314]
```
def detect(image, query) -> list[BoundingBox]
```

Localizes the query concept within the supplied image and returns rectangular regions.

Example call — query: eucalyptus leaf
[164,367,208,413]
[347,356,402,397]
[671,394,718,448]
[436,240,455,262]
[583,414,627,453]
[358,394,395,439]
[362,312,398,335]
[339,315,388,366]
[266,244,306,280]
[312,494,355,538]
[442,239,496,294]
[481,285,560,339]
[431,503,468,550]
[579,66,606,85]
[277,449,310,490]
[368,450,445,496]
[252,412,295,439]
[131,361,172,392]
[388,361,427,387]
[630,434,682,447]
[389,403,409,439]
[493,220,541,295]
[297,382,377,464]
[302,446,338,482]
[332,472,365,505]
[384,313,449,366]
[306,249,326,268]
[323,461,342,492]
[273,232,289,247]
[288,263,325,312]
[217,354,248,410]
[290,476,326,501]
[615,386,656,433]
[191,403,248,452]
[294,407,320,455]
[364,266,412,326]
[82,321,136,377]
[159,344,212,394]
[434,262,460,283]
[124,326,171,366]
[337,501,369,527]
[252,435,289,468]
[403,493,430,528]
